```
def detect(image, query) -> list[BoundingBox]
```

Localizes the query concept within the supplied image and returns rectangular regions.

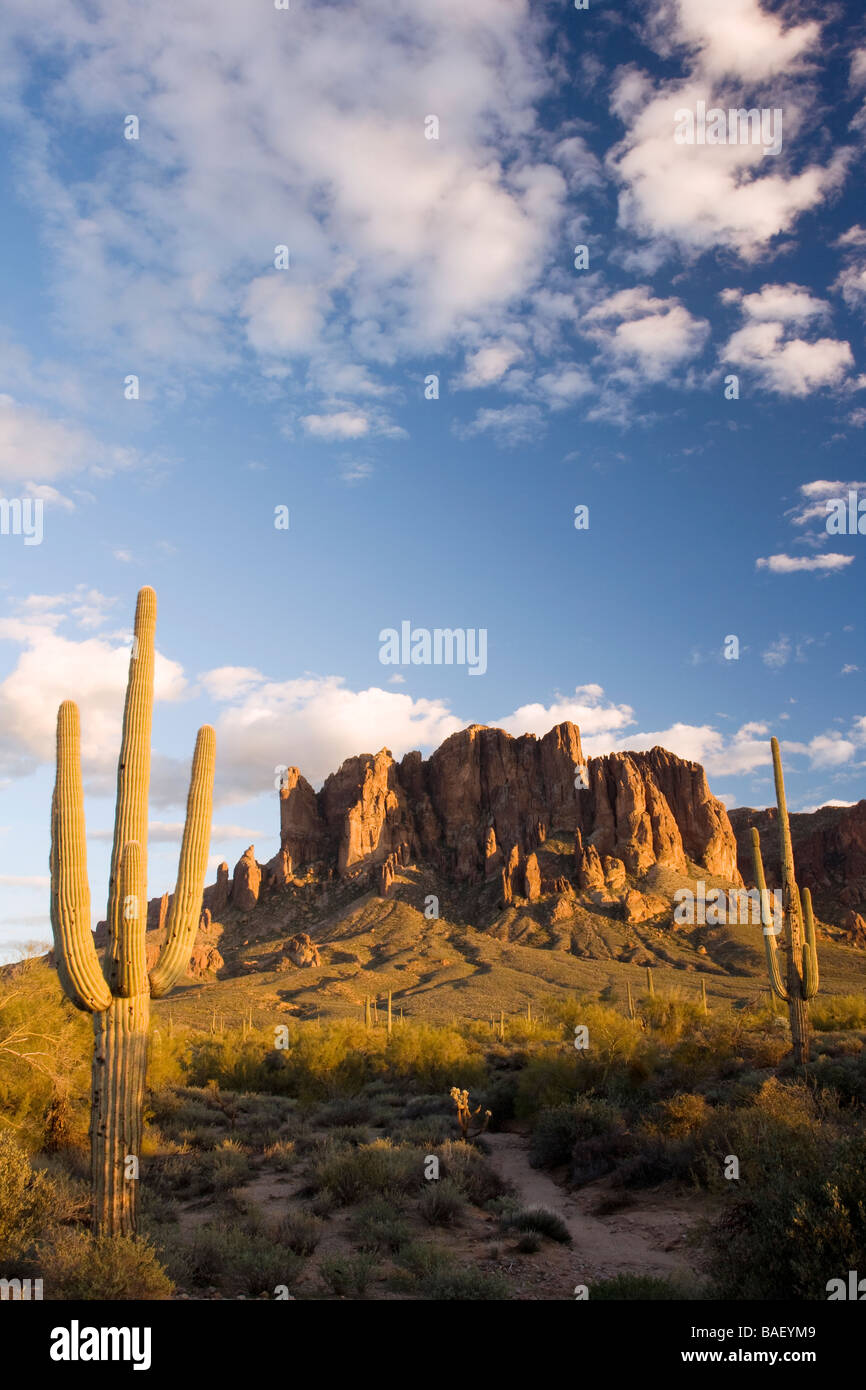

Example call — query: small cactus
[750,737,820,1066]
[450,1087,491,1141]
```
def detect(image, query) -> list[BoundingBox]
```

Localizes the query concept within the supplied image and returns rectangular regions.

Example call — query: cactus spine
[50,587,214,1236]
[750,737,819,1067]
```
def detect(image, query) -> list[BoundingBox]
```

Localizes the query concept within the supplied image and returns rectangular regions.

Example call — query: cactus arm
[802,887,820,999]
[50,702,113,1013]
[751,826,788,1001]
[106,587,156,996]
[771,736,805,946]
[149,725,216,998]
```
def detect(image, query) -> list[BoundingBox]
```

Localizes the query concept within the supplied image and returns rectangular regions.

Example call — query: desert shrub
[531,1095,624,1169]
[384,1024,486,1092]
[515,1232,542,1253]
[275,1211,322,1256]
[514,1055,579,1123]
[401,1093,453,1120]
[501,1206,571,1244]
[319,1252,376,1298]
[353,1197,411,1253]
[437,1140,504,1205]
[640,994,705,1042]
[176,1224,302,1296]
[479,1072,519,1126]
[705,1132,866,1300]
[417,1262,509,1300]
[810,996,866,1032]
[418,1178,466,1227]
[0,963,91,1151]
[0,1130,59,1263]
[656,1092,711,1137]
[313,1097,374,1128]
[395,1114,454,1147]
[43,1233,172,1300]
[313,1140,424,1205]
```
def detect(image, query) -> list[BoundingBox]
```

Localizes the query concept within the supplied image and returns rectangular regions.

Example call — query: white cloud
[458,404,546,446]
[458,341,524,389]
[206,672,465,798]
[608,1,847,262]
[301,412,371,441]
[0,395,132,486]
[582,287,709,381]
[756,553,854,574]
[0,0,569,384]
[0,599,187,787]
[720,287,855,396]
[763,636,791,668]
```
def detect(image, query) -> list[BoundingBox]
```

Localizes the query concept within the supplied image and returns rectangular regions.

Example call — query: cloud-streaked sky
[1,0,865,955]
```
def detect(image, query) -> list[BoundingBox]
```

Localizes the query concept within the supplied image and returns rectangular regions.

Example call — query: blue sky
[1,0,865,958]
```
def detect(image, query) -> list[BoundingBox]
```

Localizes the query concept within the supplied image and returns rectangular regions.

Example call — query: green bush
[705,1132,866,1300]
[353,1197,411,1253]
[275,1211,322,1256]
[418,1178,466,1227]
[531,1095,624,1170]
[319,1252,376,1298]
[43,1233,172,1300]
[502,1206,571,1244]
[0,1130,59,1263]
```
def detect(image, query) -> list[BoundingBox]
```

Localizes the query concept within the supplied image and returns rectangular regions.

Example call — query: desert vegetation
[2,949,865,1301]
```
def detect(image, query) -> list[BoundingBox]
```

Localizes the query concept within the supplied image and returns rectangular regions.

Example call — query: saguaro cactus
[50,587,215,1236]
[750,737,819,1067]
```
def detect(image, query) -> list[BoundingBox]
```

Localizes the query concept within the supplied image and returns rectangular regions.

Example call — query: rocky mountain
[261,722,739,897]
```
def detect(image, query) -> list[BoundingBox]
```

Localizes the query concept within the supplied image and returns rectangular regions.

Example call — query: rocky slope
[730,801,866,943]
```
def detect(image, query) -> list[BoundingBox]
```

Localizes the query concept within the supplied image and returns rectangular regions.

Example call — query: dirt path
[484,1131,701,1286]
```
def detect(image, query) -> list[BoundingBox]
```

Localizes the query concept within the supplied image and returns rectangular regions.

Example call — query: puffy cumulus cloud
[0,396,133,486]
[720,283,829,324]
[205,673,465,799]
[783,733,858,770]
[798,799,858,813]
[756,553,854,574]
[720,284,855,396]
[457,342,525,390]
[298,408,406,442]
[0,0,569,386]
[582,287,709,382]
[0,597,187,787]
[608,0,847,262]
[495,685,636,740]
[647,0,818,84]
[787,478,866,530]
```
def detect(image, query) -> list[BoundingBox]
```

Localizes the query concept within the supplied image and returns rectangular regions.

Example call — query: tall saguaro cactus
[50,587,215,1236]
[750,737,820,1067]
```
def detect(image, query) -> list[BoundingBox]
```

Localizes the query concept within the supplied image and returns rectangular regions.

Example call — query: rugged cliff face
[262,721,740,894]
[730,801,866,940]
[96,723,742,965]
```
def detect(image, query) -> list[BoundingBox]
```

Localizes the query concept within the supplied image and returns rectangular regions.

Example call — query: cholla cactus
[750,737,820,1067]
[450,1086,491,1141]
[50,587,215,1236]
